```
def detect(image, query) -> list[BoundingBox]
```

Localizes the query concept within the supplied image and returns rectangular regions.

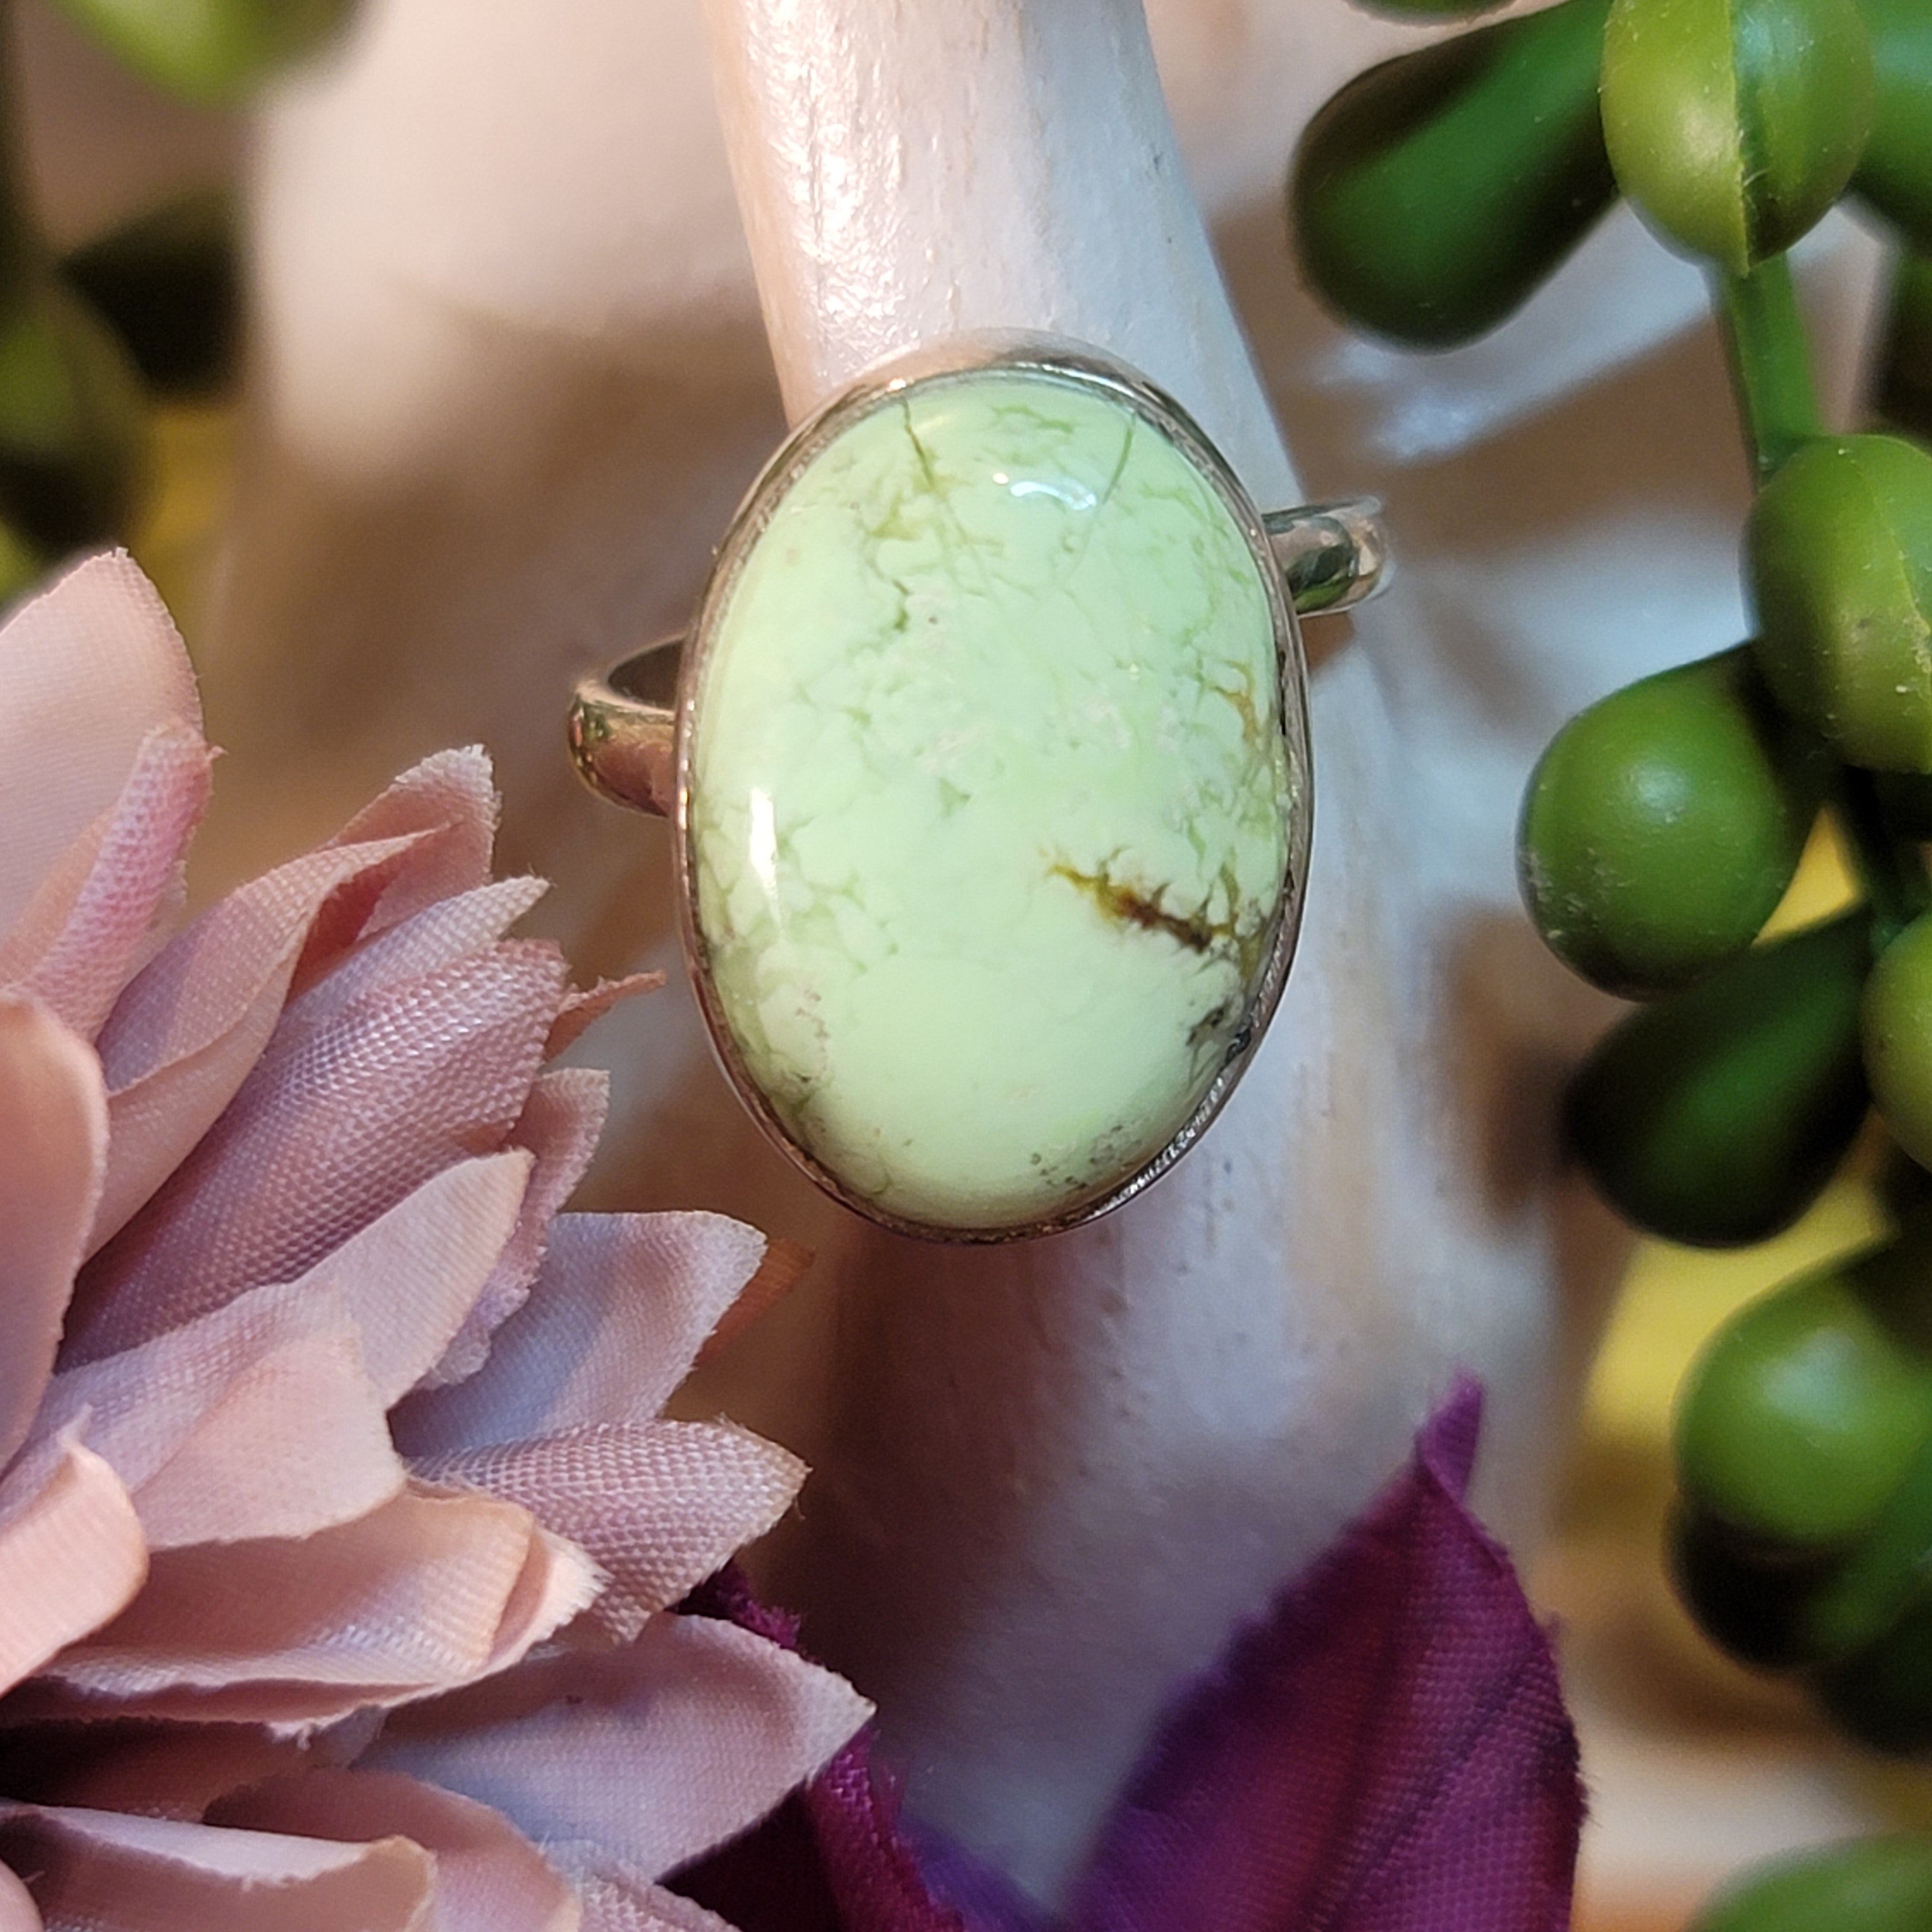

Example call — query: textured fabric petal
[424,1069,608,1390]
[0,999,105,1466]
[65,940,568,1363]
[36,1285,403,1549]
[0,1802,435,1931]
[673,1570,964,1932]
[0,1861,39,1932]
[0,1436,145,1698]
[0,726,212,1042]
[414,1421,805,1638]
[212,1768,578,1932]
[277,876,548,1042]
[367,1615,872,1881]
[579,1869,737,1932]
[34,1154,533,1543]
[674,1732,972,1932]
[1056,1384,1583,1932]
[88,832,430,1251]
[0,553,199,940]
[36,1148,536,1541]
[26,1483,600,1729]
[300,748,500,961]
[391,1213,766,1457]
[320,1151,535,1403]
[0,1723,311,1818]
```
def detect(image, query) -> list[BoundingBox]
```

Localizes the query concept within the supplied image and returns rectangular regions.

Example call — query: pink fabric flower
[0,552,870,1930]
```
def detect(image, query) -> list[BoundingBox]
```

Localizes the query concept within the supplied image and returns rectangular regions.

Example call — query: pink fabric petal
[3,1724,311,1818]
[0,1861,39,1932]
[88,832,430,1250]
[415,1421,805,1640]
[0,1802,434,1931]
[391,1213,766,1458]
[580,1870,738,1932]
[26,1482,600,1730]
[35,1147,533,1544]
[366,1614,872,1881]
[0,1434,145,1696]
[313,1151,535,1404]
[277,877,548,1042]
[0,1000,105,1465]
[293,748,499,975]
[32,1154,531,1543]
[545,972,664,1059]
[37,1285,403,1548]
[425,1069,608,1390]
[65,940,568,1363]
[214,1769,577,1932]
[0,725,212,1042]
[0,554,198,940]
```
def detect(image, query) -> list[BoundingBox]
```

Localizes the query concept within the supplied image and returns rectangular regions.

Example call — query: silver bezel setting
[668,335,1315,1244]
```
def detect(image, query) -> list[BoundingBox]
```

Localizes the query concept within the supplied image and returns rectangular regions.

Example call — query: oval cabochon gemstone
[688,366,1296,1233]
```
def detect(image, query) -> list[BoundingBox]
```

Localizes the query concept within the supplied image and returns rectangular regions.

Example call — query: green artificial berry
[64,191,240,399]
[1749,434,1932,774]
[1600,0,1876,273]
[1669,1504,1844,1667]
[47,0,354,105]
[1692,1838,1932,1932]
[1851,0,1932,248]
[1816,1592,1932,1751]
[1291,0,1615,347]
[1519,648,1822,997]
[0,276,149,557]
[1567,911,1870,1246]
[1800,1426,1932,1656]
[1863,909,1932,1167]
[1675,1229,1932,1548]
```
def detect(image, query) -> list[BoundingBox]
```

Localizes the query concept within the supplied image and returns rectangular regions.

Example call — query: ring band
[569,338,1388,1242]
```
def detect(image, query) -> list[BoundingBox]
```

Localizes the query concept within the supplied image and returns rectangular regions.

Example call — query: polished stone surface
[689,367,1293,1230]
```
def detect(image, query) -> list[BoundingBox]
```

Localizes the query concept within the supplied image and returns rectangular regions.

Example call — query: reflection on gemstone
[688,364,1297,1233]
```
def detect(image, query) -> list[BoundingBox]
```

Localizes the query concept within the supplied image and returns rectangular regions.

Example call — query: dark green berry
[1567,912,1871,1246]
[1291,0,1614,347]
[1520,648,1822,996]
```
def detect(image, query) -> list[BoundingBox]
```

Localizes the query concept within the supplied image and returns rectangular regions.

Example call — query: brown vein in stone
[1051,863,1217,954]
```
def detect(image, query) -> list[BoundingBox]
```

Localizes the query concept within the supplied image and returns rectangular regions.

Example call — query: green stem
[1835,765,1932,952]
[1715,260,1932,947]
[1712,256,1824,482]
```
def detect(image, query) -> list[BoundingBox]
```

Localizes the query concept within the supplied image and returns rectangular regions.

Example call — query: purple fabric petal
[1059,1379,1582,1932]
[670,1567,966,1932]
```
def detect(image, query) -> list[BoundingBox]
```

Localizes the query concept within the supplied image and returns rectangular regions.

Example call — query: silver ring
[568,336,1388,1242]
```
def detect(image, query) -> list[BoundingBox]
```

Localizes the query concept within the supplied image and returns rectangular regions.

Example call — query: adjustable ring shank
[570,495,1388,817]
[1267,497,1389,616]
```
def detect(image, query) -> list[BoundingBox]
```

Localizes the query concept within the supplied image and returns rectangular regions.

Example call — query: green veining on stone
[690,368,1293,1230]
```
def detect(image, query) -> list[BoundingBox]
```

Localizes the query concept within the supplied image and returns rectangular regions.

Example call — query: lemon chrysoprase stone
[688,366,1294,1232]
